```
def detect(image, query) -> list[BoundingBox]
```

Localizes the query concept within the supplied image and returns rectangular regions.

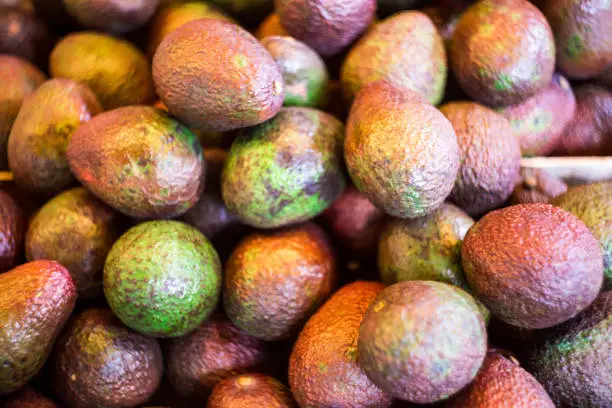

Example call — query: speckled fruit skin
[25,187,119,299]
[0,190,24,273]
[50,308,163,408]
[50,31,155,109]
[289,281,393,408]
[445,350,554,408]
[104,220,222,338]
[552,182,612,290]
[511,167,567,204]
[255,13,289,39]
[63,0,159,33]
[224,223,335,340]
[462,203,604,329]
[153,19,284,132]
[0,55,45,170]
[0,6,53,68]
[67,106,204,219]
[208,374,295,408]
[345,81,459,219]
[0,260,77,395]
[8,78,102,195]
[341,11,447,105]
[222,107,346,228]
[165,314,269,399]
[450,0,555,107]
[0,387,59,408]
[358,281,487,403]
[275,0,376,56]
[421,1,474,47]
[498,73,576,156]
[261,36,329,108]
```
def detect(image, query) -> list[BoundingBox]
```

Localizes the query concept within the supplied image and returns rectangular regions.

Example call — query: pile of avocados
[0,0,611,407]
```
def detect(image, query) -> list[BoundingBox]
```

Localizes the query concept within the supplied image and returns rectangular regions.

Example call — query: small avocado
[50,31,155,109]
[165,314,269,399]
[25,187,120,299]
[0,260,77,395]
[104,220,222,337]
[358,281,487,403]
[0,386,60,408]
[511,167,568,204]
[450,0,555,106]
[444,350,554,408]
[67,106,204,219]
[498,73,576,156]
[255,13,289,39]
[0,6,53,68]
[0,189,25,273]
[153,19,284,132]
[462,203,604,329]
[8,78,102,195]
[341,11,447,105]
[50,308,163,408]
[345,81,459,219]
[63,0,160,34]
[222,107,346,228]
[440,101,521,216]
[289,281,393,408]
[208,374,296,408]
[224,223,336,340]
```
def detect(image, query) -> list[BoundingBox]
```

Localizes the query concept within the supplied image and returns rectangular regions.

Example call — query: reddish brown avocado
[63,0,160,34]
[0,6,54,68]
[50,308,163,408]
[462,203,604,329]
[444,350,555,408]
[289,281,393,408]
[153,19,284,132]
[0,387,60,408]
[67,106,204,219]
[510,167,568,204]
[207,374,296,408]
[0,260,77,395]
[0,189,25,273]
[274,0,376,56]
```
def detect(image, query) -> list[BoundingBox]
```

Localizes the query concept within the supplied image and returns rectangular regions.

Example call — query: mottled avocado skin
[63,0,160,34]
[0,260,77,395]
[222,107,346,229]
[358,281,487,403]
[0,189,25,273]
[104,220,222,338]
[67,106,204,219]
[0,6,53,68]
[527,291,612,408]
[50,308,163,408]
[8,78,102,195]
[289,281,393,408]
[0,387,60,408]
[208,374,296,408]
[511,167,568,204]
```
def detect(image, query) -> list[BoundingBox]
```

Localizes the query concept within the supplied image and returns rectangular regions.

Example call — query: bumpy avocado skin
[341,11,447,105]
[0,387,60,408]
[511,167,568,204]
[450,0,555,107]
[50,308,163,408]
[208,374,295,408]
[0,6,53,68]
[0,189,25,273]
[67,106,204,219]
[222,107,346,229]
[104,220,222,338]
[63,0,160,34]
[527,291,612,408]
[8,78,102,195]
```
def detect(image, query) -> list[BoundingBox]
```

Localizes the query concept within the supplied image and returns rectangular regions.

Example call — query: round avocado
[63,0,160,34]
[0,6,53,68]
[104,220,222,338]
[511,167,568,205]
[0,189,24,273]
[255,13,289,40]
[0,386,60,408]
[462,203,604,329]
[208,374,295,408]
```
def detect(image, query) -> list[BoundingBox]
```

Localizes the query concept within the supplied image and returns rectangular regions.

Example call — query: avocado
[165,314,269,399]
[50,31,155,109]
[421,0,475,48]
[0,260,77,395]
[25,187,120,299]
[104,220,222,337]
[439,101,521,216]
[261,36,329,108]
[444,350,554,408]
[153,19,284,132]
[289,281,393,408]
[345,81,459,219]
[450,0,555,107]
[275,0,376,56]
[0,387,60,408]
[551,182,612,290]
[222,107,346,228]
[67,106,204,219]
[462,203,604,329]
[63,0,160,34]
[224,223,336,340]
[208,374,295,408]
[358,281,487,403]
[341,11,447,105]
[0,6,53,68]
[498,73,576,157]
[255,13,289,39]
[527,291,611,407]
[50,308,163,408]
[0,189,24,273]
[0,55,45,170]
[511,167,568,204]
[8,78,102,195]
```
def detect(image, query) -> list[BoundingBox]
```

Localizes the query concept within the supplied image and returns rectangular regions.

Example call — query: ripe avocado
[255,13,289,39]
[0,387,60,408]
[0,7,53,68]
[0,189,25,273]
[208,374,296,408]
[510,167,568,204]
[63,0,160,34]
